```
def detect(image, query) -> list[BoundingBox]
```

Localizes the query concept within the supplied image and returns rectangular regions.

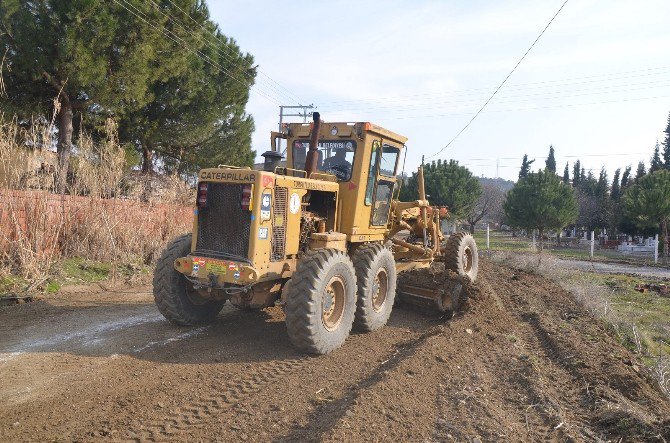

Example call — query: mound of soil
[0,260,668,442]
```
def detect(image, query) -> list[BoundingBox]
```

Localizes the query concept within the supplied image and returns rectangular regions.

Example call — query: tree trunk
[469,223,475,234]
[142,143,153,174]
[538,229,544,252]
[56,93,73,190]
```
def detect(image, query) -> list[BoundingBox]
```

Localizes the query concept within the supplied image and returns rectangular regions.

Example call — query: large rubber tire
[153,234,225,325]
[352,243,397,332]
[285,249,357,355]
[445,232,479,282]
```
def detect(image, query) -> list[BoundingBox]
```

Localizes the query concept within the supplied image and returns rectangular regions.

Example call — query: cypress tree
[562,162,570,185]
[611,168,621,201]
[572,160,581,187]
[519,154,534,179]
[636,161,647,181]
[621,165,632,190]
[545,145,557,173]
[663,112,670,169]
[650,142,663,173]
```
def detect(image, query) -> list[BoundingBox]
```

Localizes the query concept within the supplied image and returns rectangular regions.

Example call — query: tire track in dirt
[130,357,310,442]
[273,325,445,443]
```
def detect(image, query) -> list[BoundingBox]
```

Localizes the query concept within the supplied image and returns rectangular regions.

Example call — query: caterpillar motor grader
[153,113,478,355]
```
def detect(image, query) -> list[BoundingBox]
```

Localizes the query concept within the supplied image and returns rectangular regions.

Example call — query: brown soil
[1,260,668,442]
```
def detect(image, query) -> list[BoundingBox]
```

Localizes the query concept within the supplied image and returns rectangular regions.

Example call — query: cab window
[379,145,400,177]
[292,139,356,181]
[364,148,379,205]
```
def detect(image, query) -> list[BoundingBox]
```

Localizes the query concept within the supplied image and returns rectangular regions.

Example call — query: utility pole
[278,104,315,153]
[496,158,499,179]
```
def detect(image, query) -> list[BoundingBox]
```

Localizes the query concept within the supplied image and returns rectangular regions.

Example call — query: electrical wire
[148,0,299,104]
[320,77,670,115]
[317,64,670,107]
[160,0,306,105]
[426,0,570,159]
[112,0,280,105]
[378,93,670,121]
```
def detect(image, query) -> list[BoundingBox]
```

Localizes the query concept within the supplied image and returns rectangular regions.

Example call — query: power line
[321,77,670,115]
[317,64,670,107]
[379,93,670,121]
[161,0,306,105]
[426,0,570,160]
[146,0,287,100]
[112,0,280,105]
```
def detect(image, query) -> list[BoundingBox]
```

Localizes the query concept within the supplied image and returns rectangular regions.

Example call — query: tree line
[506,112,670,255]
[400,111,670,258]
[0,0,256,179]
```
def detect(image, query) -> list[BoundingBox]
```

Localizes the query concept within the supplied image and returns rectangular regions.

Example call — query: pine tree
[0,0,256,176]
[636,161,647,181]
[572,160,581,187]
[504,170,578,250]
[518,154,535,179]
[624,170,670,258]
[400,160,482,220]
[545,145,557,173]
[562,162,570,185]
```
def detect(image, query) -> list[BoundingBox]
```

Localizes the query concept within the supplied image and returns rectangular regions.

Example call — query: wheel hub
[462,247,473,273]
[371,268,388,312]
[322,275,346,331]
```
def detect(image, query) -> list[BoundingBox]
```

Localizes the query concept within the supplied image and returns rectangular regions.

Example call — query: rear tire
[445,232,479,282]
[352,243,397,332]
[285,249,357,355]
[153,234,225,325]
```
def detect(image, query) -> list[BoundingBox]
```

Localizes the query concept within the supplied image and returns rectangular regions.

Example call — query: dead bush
[0,113,192,283]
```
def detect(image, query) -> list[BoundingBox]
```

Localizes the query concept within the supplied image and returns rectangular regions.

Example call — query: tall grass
[0,113,192,285]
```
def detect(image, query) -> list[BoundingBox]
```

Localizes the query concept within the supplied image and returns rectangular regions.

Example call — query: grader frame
[153,113,478,354]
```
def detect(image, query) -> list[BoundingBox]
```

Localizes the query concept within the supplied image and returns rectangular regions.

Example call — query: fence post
[654,233,659,264]
[486,223,490,251]
[532,231,536,251]
[590,231,595,259]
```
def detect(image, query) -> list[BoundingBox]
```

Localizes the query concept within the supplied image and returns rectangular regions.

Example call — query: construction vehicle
[153,113,479,355]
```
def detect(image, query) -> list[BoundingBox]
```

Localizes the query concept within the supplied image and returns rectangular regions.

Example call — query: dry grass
[0,113,192,287]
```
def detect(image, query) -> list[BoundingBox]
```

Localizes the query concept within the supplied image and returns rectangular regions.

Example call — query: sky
[207,0,670,182]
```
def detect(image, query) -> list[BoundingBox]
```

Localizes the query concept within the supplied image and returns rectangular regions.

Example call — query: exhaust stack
[305,112,321,177]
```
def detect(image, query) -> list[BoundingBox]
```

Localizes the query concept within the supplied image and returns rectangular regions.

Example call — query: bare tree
[467,184,506,233]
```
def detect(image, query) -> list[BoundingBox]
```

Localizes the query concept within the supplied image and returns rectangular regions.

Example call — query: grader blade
[396,272,466,313]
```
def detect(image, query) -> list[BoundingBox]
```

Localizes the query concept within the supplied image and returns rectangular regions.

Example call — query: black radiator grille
[271,187,288,261]
[196,183,251,260]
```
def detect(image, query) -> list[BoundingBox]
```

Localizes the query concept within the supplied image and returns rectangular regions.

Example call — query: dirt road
[1,261,669,442]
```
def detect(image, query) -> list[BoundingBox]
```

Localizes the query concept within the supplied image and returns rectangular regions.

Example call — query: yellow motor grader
[153,113,478,354]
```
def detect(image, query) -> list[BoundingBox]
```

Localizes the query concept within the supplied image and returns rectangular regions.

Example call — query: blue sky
[208,0,670,181]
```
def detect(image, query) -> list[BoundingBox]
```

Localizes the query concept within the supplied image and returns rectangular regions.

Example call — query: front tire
[285,249,357,355]
[444,232,479,282]
[153,234,225,325]
[352,243,397,332]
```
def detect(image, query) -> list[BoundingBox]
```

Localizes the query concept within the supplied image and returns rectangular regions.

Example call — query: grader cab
[153,113,478,354]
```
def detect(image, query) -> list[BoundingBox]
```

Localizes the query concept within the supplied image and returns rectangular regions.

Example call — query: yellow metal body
[174,120,446,306]
[285,121,407,242]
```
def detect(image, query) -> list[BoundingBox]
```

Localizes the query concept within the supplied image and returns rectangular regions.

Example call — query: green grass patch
[60,258,112,283]
[565,271,670,358]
